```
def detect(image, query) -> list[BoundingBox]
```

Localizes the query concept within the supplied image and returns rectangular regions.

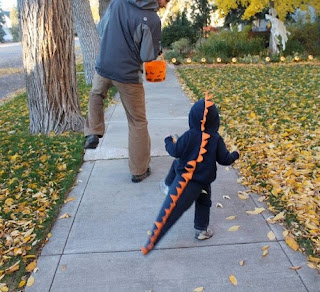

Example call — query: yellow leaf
[5,260,20,274]
[308,256,320,264]
[273,212,285,221]
[239,260,245,266]
[59,213,71,219]
[262,250,269,257]
[26,260,37,272]
[193,287,204,292]
[285,236,299,251]
[4,198,14,206]
[0,286,9,292]
[307,262,317,269]
[246,207,265,215]
[64,197,76,203]
[229,274,238,286]
[57,163,67,171]
[26,275,35,287]
[267,231,276,241]
[18,280,26,288]
[226,216,236,220]
[47,233,52,238]
[228,226,240,232]
[237,192,249,200]
[261,245,269,251]
[282,230,289,237]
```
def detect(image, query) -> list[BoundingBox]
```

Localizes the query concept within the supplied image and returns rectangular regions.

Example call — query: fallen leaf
[267,231,276,241]
[193,287,204,292]
[262,250,269,257]
[308,256,320,264]
[239,260,245,266]
[59,213,71,219]
[18,281,26,288]
[216,203,223,208]
[228,226,240,232]
[273,211,285,221]
[237,192,249,200]
[26,275,35,287]
[246,207,265,215]
[226,216,236,220]
[64,197,76,203]
[307,262,317,269]
[290,266,301,270]
[285,236,299,251]
[223,195,231,200]
[26,260,37,272]
[282,230,289,237]
[229,274,238,286]
[5,260,20,274]
[258,196,266,202]
[261,245,270,251]
[61,265,67,271]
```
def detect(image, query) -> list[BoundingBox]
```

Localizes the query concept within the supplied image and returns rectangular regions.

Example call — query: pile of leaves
[178,63,320,269]
[0,67,114,290]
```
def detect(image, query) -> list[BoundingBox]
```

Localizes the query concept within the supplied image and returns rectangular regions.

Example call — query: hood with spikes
[127,0,159,11]
[189,98,220,133]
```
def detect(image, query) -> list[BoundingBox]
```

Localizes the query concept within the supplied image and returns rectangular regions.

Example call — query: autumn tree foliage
[213,0,320,21]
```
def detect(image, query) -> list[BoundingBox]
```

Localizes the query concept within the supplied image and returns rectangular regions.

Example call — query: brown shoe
[131,167,151,183]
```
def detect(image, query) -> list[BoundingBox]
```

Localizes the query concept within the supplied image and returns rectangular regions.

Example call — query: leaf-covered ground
[0,67,114,290]
[178,63,320,268]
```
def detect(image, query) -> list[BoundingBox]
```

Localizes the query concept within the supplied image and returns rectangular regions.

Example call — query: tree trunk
[72,0,99,84]
[99,0,110,18]
[18,0,84,135]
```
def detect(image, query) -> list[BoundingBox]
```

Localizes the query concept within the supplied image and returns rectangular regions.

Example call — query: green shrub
[197,30,266,58]
[163,50,183,62]
[161,11,198,48]
[285,22,320,56]
[171,38,191,57]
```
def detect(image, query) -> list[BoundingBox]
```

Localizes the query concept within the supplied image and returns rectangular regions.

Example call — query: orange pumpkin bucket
[144,55,166,82]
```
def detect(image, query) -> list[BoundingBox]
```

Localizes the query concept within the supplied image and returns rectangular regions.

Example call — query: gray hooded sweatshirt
[95,0,161,83]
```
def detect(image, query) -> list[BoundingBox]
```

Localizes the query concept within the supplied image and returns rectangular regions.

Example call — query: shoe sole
[132,169,151,183]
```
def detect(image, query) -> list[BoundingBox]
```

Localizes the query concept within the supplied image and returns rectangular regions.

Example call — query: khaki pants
[84,72,151,176]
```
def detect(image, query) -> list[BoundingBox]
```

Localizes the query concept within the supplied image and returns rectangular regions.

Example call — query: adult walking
[84,0,169,182]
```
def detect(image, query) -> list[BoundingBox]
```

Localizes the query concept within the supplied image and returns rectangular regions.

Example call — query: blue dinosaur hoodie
[165,99,239,185]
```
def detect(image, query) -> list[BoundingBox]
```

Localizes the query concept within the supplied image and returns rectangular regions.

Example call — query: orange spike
[200,148,207,155]
[202,132,210,140]
[155,221,162,229]
[187,160,197,168]
[206,100,214,108]
[205,93,213,101]
[141,247,149,255]
[179,180,188,189]
[182,171,193,181]
[197,155,203,163]
[201,140,208,148]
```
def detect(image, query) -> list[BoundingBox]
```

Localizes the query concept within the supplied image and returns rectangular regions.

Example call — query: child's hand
[172,134,179,143]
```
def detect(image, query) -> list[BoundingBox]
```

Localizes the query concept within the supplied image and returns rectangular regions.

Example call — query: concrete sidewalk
[27,66,320,292]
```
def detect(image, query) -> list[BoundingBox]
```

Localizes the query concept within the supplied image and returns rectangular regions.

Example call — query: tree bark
[18,0,84,135]
[72,0,99,85]
[99,0,110,18]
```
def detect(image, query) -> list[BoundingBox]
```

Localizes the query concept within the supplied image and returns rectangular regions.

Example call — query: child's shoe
[195,228,213,240]
[159,180,169,195]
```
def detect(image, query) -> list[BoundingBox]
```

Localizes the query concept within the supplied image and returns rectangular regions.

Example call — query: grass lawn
[0,65,115,290]
[178,63,320,268]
